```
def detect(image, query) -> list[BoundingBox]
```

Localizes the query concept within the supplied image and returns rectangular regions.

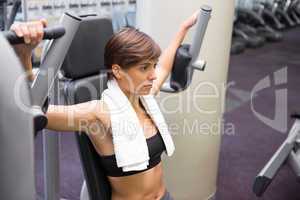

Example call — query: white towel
[101,78,175,172]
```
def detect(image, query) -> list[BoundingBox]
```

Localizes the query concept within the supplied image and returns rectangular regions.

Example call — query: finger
[28,23,38,44]
[193,11,199,20]
[40,18,48,28]
[10,23,23,37]
[36,22,44,43]
[20,24,31,44]
[192,11,199,25]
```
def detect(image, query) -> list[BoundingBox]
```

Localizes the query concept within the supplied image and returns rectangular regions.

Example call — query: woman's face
[117,60,157,96]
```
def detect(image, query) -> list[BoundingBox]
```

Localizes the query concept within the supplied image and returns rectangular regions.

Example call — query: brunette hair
[104,27,161,79]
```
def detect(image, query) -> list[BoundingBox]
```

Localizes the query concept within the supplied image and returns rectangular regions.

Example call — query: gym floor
[34,27,300,200]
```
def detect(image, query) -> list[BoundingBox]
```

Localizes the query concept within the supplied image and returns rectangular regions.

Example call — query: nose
[148,69,157,81]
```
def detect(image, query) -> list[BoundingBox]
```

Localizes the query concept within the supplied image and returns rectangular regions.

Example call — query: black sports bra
[99,132,166,177]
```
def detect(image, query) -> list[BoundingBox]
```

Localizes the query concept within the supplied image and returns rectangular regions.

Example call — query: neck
[113,78,143,112]
[115,81,142,111]
[123,90,142,111]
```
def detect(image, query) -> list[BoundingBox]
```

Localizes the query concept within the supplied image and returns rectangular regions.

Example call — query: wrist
[18,53,33,72]
[180,23,187,30]
[19,55,32,66]
[18,52,32,60]
[179,24,189,34]
[27,72,35,81]
[13,45,33,60]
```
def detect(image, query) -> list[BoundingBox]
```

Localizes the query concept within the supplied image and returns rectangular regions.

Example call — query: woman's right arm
[10,19,47,81]
[46,100,106,133]
[10,20,107,134]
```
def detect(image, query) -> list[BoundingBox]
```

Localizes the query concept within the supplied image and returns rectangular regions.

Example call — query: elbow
[76,114,99,134]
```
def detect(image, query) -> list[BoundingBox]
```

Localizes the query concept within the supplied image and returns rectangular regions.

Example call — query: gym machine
[0,0,21,30]
[268,0,296,27]
[160,5,211,92]
[253,113,300,197]
[0,5,211,200]
[282,0,300,25]
[0,12,81,199]
[255,0,286,30]
[49,5,212,200]
[235,0,282,43]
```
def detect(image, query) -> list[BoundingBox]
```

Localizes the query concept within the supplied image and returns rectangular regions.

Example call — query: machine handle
[3,26,65,45]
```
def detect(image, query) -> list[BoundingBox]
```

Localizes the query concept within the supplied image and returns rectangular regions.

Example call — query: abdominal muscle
[109,162,166,200]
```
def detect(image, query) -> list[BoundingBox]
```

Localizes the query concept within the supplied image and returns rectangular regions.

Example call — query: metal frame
[253,116,300,197]
[37,13,81,200]
[0,11,80,200]
[160,5,212,93]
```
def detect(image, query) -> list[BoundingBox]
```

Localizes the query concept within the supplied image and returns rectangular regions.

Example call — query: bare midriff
[108,162,166,200]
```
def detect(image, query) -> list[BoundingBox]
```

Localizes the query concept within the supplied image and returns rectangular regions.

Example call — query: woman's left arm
[150,11,199,95]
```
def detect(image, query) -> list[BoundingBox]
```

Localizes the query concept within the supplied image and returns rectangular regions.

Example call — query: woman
[12,11,198,200]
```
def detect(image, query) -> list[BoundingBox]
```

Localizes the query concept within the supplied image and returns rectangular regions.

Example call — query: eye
[140,65,149,71]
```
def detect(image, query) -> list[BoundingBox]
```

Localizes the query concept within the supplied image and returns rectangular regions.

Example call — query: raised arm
[46,100,106,133]
[10,19,47,81]
[10,20,107,134]
[150,11,199,95]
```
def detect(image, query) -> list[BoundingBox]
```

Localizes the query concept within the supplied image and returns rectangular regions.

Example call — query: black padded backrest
[65,74,111,200]
[61,15,113,79]
[61,15,114,200]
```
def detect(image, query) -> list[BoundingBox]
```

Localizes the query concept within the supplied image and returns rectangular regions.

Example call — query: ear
[111,64,122,79]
